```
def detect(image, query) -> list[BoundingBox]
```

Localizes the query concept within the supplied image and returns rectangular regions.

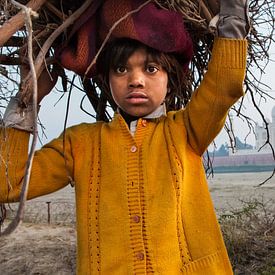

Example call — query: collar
[116,104,167,136]
[116,104,167,120]
[143,104,167,119]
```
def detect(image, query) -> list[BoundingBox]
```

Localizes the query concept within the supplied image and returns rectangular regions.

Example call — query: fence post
[46,201,51,224]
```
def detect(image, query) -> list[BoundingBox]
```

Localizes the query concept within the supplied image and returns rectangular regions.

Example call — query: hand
[218,0,250,38]
[220,0,249,20]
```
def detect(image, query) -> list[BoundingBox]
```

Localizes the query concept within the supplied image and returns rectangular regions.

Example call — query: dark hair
[95,38,191,112]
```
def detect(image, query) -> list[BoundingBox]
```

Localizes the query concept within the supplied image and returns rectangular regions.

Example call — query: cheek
[109,76,118,96]
[109,79,122,106]
[159,71,168,86]
[158,76,169,96]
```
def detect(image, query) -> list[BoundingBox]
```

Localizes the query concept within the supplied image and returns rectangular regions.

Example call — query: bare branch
[0,0,39,237]
[19,0,94,105]
[0,0,47,47]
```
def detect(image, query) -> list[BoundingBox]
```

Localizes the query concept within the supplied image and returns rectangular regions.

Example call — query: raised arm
[182,0,249,155]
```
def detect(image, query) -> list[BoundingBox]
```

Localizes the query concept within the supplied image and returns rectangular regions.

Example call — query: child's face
[109,48,168,117]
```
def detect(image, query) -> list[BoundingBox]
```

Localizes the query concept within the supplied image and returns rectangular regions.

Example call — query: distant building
[255,105,275,152]
[212,107,275,173]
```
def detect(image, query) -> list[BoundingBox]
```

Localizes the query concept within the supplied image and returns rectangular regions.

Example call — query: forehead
[110,44,161,68]
[126,48,154,64]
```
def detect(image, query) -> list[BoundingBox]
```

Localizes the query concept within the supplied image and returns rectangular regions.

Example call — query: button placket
[126,132,146,271]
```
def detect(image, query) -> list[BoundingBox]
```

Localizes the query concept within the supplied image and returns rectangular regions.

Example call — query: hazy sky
[38,42,275,149]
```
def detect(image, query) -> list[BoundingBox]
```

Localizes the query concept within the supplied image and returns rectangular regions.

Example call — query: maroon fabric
[58,0,193,77]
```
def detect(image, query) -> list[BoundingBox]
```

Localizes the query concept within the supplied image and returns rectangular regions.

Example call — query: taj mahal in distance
[212,106,275,173]
[254,106,275,153]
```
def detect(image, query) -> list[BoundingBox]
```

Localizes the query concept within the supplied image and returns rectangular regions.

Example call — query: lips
[126,91,148,104]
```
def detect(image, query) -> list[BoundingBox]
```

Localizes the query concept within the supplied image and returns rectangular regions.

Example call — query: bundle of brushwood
[0,0,274,124]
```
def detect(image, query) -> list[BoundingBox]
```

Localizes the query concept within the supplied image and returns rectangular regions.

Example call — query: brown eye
[115,66,127,74]
[146,65,159,74]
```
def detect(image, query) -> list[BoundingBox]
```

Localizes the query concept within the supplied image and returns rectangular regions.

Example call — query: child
[0,0,249,274]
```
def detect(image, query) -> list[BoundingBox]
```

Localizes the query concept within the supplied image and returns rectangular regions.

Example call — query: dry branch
[19,0,94,105]
[0,0,39,236]
[0,0,47,47]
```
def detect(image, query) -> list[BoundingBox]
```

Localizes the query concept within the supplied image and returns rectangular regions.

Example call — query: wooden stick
[198,0,213,23]
[44,2,68,21]
[0,0,39,237]
[202,0,219,17]
[19,0,96,104]
[0,0,47,47]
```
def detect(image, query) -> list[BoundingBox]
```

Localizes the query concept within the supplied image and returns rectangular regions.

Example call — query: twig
[0,0,47,47]
[198,0,214,23]
[44,2,68,21]
[61,74,76,187]
[19,0,95,105]
[0,0,39,236]
[257,168,275,187]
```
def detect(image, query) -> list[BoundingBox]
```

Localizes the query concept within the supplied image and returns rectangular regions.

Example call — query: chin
[121,107,151,118]
[130,110,150,118]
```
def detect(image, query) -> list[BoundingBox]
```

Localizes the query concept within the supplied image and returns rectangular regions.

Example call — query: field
[0,172,274,274]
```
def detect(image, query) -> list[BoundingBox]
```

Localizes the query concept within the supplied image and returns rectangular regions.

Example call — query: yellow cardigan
[0,38,247,274]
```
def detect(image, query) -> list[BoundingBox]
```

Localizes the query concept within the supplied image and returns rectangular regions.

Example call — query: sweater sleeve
[182,37,247,156]
[0,126,76,203]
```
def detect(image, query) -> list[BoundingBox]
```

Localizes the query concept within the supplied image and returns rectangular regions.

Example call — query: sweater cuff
[210,38,247,69]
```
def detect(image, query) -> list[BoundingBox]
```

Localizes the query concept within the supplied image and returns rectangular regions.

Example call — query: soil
[0,224,76,275]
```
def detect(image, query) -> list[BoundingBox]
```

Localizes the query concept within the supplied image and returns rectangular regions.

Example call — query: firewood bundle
[0,0,274,120]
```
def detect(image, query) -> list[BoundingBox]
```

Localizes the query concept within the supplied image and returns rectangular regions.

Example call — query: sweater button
[132,215,140,223]
[130,145,137,153]
[136,252,144,260]
[141,119,147,127]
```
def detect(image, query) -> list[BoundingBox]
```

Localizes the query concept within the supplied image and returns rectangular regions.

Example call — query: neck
[119,109,140,127]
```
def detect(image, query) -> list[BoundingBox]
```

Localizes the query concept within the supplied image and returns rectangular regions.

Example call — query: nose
[128,70,145,88]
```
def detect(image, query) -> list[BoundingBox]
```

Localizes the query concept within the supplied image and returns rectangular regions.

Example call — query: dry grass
[220,198,275,274]
[0,223,76,275]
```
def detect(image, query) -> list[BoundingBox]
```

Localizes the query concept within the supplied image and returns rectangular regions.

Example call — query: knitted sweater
[0,38,247,274]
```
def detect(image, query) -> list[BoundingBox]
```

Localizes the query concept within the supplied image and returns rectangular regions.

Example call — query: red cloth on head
[58,0,193,77]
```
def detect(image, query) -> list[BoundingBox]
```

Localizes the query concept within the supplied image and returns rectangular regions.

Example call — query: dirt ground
[208,171,275,212]
[0,224,76,275]
[0,171,274,274]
